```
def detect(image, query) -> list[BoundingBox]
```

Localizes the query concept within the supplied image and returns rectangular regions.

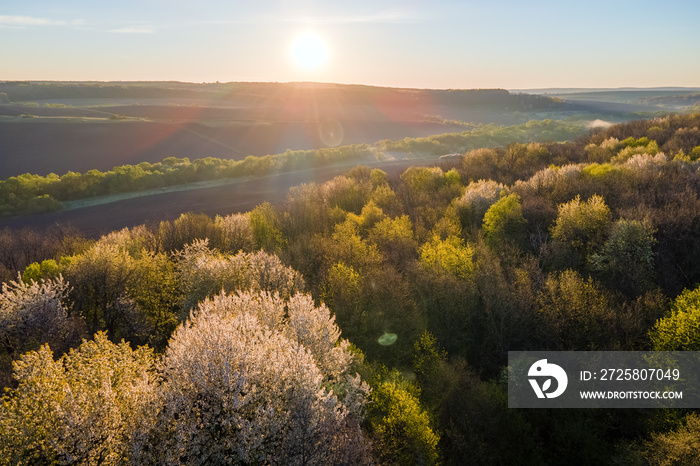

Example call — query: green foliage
[249,202,286,251]
[326,219,383,271]
[365,370,440,466]
[482,193,527,249]
[0,143,374,217]
[582,162,617,178]
[376,119,587,156]
[368,215,417,265]
[650,285,700,351]
[21,259,60,283]
[413,332,450,409]
[3,111,700,464]
[611,139,660,163]
[322,262,364,333]
[589,219,657,296]
[63,242,137,338]
[551,194,611,256]
[419,235,474,280]
[346,201,387,236]
[537,270,617,350]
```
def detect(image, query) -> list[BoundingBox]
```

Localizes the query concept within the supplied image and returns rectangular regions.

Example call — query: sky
[1,0,699,89]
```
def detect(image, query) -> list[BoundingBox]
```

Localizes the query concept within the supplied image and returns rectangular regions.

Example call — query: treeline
[0,119,589,217]
[0,81,210,102]
[1,114,700,464]
[0,145,373,216]
[0,81,561,112]
[375,118,587,155]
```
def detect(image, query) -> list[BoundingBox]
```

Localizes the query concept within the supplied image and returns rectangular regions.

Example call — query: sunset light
[1,1,700,463]
[289,31,328,70]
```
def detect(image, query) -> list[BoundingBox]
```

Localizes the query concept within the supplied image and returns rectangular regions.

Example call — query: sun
[290,31,328,70]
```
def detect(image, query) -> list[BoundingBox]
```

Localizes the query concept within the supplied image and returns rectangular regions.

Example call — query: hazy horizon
[2,1,699,89]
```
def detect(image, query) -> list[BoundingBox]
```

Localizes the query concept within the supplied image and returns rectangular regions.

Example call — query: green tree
[482,193,527,249]
[551,194,611,261]
[249,202,286,251]
[419,235,474,280]
[537,270,617,350]
[589,219,657,296]
[365,371,441,466]
[650,285,700,351]
[63,242,136,338]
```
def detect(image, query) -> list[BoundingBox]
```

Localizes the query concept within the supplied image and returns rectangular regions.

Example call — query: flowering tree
[175,240,305,315]
[0,275,83,387]
[141,290,371,465]
[0,333,159,465]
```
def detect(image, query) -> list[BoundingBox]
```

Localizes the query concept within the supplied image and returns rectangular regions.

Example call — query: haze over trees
[0,113,699,464]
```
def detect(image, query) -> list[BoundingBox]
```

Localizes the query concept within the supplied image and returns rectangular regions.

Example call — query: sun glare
[290,31,328,70]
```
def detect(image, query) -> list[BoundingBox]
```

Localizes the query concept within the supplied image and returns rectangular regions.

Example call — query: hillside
[0,81,615,179]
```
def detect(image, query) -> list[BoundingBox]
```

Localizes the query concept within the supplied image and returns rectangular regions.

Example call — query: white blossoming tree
[0,275,83,387]
[140,290,371,465]
[0,332,159,465]
[175,240,305,315]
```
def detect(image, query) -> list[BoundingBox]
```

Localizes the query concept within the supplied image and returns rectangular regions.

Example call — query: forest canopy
[1,114,700,464]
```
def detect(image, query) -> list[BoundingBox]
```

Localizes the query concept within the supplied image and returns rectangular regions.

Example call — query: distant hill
[0,81,560,111]
[511,87,700,111]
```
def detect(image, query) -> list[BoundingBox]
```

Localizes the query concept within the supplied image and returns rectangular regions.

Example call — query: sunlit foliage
[0,333,159,465]
[650,285,700,351]
[147,290,371,465]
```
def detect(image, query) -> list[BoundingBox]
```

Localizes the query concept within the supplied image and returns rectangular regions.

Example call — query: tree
[249,202,286,251]
[641,413,700,466]
[589,219,657,297]
[482,193,527,249]
[214,213,255,253]
[145,290,371,465]
[537,270,618,350]
[650,285,700,351]
[0,333,159,465]
[419,235,474,280]
[365,369,440,466]
[63,242,136,338]
[158,213,217,253]
[456,179,506,229]
[551,194,611,251]
[368,215,418,266]
[175,240,305,315]
[0,275,83,387]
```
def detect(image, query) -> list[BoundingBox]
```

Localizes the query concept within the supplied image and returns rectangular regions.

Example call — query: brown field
[0,109,471,177]
[0,83,568,178]
[0,82,656,237]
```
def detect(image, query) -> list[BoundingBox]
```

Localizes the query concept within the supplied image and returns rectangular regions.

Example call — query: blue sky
[1,0,699,89]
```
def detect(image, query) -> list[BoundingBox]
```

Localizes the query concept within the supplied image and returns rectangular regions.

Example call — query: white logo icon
[528,359,568,399]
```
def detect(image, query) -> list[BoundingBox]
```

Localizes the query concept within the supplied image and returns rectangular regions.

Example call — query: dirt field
[0,114,470,177]
[0,88,568,178]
